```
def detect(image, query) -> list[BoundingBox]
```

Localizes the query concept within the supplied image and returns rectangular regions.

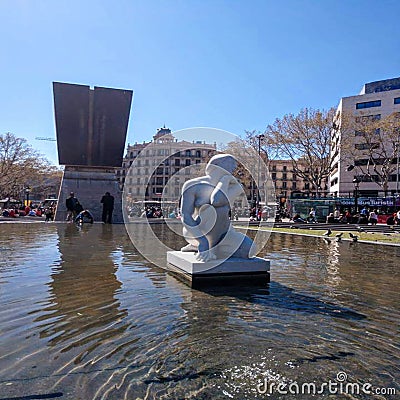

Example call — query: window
[355,143,380,150]
[356,114,381,123]
[282,173,287,180]
[283,165,287,171]
[196,150,201,157]
[272,173,276,180]
[292,182,297,189]
[355,159,369,166]
[137,178,140,184]
[272,165,276,171]
[185,150,191,157]
[282,181,287,189]
[175,159,180,166]
[355,174,380,183]
[356,100,381,109]
[185,159,191,166]
[394,97,400,104]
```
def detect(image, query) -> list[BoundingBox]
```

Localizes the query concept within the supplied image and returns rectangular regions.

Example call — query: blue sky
[0,0,399,165]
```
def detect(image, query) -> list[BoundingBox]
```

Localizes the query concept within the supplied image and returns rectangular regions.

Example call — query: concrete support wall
[55,166,123,223]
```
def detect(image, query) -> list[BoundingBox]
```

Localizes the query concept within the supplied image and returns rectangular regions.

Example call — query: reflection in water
[36,225,127,362]
[0,225,398,399]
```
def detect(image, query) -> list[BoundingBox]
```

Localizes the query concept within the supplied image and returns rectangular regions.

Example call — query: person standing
[65,192,78,222]
[101,192,114,224]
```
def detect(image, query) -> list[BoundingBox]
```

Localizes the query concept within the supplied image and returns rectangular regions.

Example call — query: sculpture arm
[210,175,242,206]
[181,187,206,240]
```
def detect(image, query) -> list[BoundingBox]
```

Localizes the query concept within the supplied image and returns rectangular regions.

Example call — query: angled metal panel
[53,82,90,165]
[53,82,133,167]
[92,86,133,167]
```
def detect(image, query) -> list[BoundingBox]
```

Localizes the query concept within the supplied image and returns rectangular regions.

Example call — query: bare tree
[245,129,282,170]
[0,132,60,199]
[352,112,400,195]
[264,108,344,196]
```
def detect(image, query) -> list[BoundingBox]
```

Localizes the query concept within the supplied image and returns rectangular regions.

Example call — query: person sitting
[357,214,368,224]
[2,209,10,217]
[45,207,54,222]
[308,208,317,223]
[386,214,395,226]
[326,213,335,223]
[368,210,378,225]
[293,213,307,223]
[9,209,16,218]
[75,209,94,224]
[333,208,340,222]
[360,206,369,218]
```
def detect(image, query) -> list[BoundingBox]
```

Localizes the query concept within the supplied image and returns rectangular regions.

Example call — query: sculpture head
[205,154,237,178]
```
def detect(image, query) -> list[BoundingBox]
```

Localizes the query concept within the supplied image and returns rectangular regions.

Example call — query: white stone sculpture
[180,154,257,261]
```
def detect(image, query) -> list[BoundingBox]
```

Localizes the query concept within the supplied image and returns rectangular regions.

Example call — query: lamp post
[396,132,399,196]
[25,187,31,207]
[256,134,265,216]
[352,178,360,213]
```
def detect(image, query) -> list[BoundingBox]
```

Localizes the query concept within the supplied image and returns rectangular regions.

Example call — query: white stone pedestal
[167,251,270,287]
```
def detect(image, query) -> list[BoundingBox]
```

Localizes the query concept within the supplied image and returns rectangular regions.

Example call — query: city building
[330,77,400,197]
[269,159,329,206]
[118,126,216,202]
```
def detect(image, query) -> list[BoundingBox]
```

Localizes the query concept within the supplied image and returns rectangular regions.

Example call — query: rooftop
[360,77,400,94]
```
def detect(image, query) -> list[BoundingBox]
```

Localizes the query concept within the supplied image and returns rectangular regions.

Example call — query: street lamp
[352,178,360,213]
[396,132,399,196]
[256,134,265,216]
[25,187,31,207]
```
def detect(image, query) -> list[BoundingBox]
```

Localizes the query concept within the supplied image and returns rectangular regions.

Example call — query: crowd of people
[0,191,116,225]
[291,206,400,225]
[1,203,55,221]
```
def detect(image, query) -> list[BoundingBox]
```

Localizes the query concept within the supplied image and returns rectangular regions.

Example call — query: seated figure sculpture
[180,154,257,262]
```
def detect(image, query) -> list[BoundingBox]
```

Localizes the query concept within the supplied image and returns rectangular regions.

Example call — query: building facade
[118,126,216,202]
[269,159,329,206]
[330,77,400,197]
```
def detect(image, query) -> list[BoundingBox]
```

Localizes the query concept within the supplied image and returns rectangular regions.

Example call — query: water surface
[0,224,398,399]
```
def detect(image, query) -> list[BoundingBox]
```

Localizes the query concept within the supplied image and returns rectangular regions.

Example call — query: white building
[330,77,400,197]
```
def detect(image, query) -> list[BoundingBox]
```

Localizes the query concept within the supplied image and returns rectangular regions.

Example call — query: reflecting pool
[0,223,398,399]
